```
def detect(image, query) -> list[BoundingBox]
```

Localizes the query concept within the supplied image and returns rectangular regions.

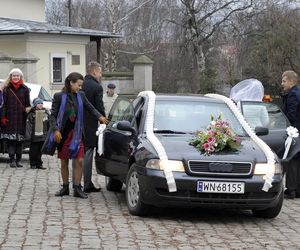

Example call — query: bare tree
[178,0,254,85]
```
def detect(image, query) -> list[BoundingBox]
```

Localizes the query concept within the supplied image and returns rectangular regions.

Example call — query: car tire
[125,164,150,216]
[252,188,284,218]
[105,177,123,192]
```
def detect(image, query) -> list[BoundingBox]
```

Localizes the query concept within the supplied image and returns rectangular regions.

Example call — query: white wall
[0,33,89,96]
[0,0,45,22]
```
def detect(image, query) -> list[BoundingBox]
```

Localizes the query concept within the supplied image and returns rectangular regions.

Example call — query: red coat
[1,84,30,140]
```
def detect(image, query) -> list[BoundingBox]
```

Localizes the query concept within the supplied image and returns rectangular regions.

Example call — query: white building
[0,0,120,96]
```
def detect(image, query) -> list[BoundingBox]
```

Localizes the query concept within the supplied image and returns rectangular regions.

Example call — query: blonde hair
[282,70,299,84]
[87,61,102,74]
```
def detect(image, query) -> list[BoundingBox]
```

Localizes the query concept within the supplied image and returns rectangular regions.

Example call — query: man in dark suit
[281,70,300,199]
[82,61,107,193]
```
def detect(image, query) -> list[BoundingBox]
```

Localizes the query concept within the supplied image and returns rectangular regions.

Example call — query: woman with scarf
[1,68,30,168]
[48,72,107,199]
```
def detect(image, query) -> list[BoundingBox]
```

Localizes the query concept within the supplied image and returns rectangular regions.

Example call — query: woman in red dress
[48,72,107,198]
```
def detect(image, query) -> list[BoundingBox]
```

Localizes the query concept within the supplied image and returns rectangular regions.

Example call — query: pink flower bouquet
[190,114,241,155]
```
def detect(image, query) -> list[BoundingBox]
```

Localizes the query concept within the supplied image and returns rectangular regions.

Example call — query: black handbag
[41,130,56,155]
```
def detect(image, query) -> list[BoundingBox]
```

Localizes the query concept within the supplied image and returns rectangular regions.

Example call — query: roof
[0,17,122,38]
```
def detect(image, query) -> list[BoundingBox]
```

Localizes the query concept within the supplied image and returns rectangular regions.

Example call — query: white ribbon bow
[282,126,299,159]
[96,124,107,156]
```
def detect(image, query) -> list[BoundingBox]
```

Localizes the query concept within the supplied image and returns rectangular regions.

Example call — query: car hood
[156,134,268,163]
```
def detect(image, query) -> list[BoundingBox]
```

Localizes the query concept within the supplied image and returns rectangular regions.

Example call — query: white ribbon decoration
[205,94,276,192]
[96,124,107,156]
[138,91,177,192]
[282,126,299,159]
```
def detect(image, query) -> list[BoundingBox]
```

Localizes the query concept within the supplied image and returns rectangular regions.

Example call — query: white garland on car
[283,126,299,159]
[205,93,275,192]
[96,124,107,156]
[138,91,177,192]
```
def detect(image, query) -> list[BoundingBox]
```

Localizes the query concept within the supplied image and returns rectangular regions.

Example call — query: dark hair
[63,72,84,92]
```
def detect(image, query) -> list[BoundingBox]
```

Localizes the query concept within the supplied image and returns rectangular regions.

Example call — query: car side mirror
[255,126,269,136]
[116,120,136,135]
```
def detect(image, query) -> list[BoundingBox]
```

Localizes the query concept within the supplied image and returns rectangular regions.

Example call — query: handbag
[41,130,56,155]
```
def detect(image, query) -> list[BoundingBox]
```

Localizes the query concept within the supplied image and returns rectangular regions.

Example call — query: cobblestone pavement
[1,155,300,250]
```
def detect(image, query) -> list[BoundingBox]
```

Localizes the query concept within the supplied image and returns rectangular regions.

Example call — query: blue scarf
[48,92,83,158]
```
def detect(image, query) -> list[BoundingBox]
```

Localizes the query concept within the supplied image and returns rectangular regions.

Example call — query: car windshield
[154,100,247,136]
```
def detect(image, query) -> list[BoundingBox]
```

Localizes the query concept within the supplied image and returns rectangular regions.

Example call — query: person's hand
[99,116,108,124]
[54,130,62,144]
[1,117,8,127]
[25,107,31,113]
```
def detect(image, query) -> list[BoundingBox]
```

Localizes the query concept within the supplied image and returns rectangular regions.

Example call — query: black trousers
[286,155,300,195]
[7,140,23,162]
[29,141,44,166]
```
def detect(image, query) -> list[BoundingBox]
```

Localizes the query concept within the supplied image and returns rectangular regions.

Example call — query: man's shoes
[36,165,46,170]
[284,189,295,199]
[55,184,70,196]
[74,185,88,199]
[84,185,101,193]
[9,161,17,168]
[16,161,23,168]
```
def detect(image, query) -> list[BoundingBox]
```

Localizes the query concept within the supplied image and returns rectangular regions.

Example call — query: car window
[154,100,247,136]
[109,97,134,126]
[38,87,52,101]
[241,101,289,129]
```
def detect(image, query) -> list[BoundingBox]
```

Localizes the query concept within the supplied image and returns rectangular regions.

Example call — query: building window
[53,58,62,82]
[50,53,67,84]
[72,55,80,65]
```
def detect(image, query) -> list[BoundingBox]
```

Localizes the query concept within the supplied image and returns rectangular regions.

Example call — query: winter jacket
[25,108,50,142]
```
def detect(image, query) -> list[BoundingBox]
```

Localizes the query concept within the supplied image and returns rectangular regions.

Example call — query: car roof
[154,94,225,103]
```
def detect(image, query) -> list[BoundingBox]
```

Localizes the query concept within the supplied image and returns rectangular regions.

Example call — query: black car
[96,93,284,218]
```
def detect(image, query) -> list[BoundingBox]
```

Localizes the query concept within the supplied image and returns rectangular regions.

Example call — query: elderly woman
[46,72,107,199]
[1,68,30,168]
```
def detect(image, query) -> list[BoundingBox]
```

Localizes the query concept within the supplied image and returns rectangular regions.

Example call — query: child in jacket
[26,98,50,169]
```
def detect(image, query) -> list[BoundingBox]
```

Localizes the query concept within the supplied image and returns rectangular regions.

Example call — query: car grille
[188,160,252,176]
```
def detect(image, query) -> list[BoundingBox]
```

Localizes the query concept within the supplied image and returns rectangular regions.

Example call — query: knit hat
[9,68,23,77]
[33,98,43,107]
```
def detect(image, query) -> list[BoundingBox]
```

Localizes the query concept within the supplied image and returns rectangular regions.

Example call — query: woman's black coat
[49,91,101,142]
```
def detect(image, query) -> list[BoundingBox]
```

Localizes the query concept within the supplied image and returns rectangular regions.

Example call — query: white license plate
[197,181,245,194]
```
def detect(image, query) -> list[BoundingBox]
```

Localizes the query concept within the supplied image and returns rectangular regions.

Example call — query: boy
[26,98,50,169]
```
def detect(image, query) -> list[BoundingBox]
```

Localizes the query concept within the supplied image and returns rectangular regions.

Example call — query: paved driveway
[0,155,300,250]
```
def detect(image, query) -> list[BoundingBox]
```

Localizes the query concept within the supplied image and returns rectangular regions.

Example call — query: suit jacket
[49,91,101,142]
[81,75,105,147]
[282,85,300,131]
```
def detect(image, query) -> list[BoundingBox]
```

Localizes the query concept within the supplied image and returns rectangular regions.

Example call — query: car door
[102,96,136,177]
[241,101,290,158]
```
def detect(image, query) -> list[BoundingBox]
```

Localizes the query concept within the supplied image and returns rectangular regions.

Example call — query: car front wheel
[252,188,284,218]
[125,164,149,216]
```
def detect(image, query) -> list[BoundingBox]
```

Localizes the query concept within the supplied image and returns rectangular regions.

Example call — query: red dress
[57,129,84,159]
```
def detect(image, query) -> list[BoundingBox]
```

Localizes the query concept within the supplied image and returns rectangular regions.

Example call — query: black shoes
[55,184,70,196]
[84,185,101,193]
[16,161,23,168]
[9,161,17,168]
[284,189,299,199]
[74,185,88,199]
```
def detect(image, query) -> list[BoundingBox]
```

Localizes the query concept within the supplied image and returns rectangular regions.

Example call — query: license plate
[197,181,245,194]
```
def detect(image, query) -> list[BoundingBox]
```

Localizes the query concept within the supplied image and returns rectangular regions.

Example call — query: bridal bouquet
[190,114,241,155]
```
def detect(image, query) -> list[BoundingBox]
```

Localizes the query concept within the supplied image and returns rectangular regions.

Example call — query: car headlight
[254,162,282,175]
[146,159,185,172]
